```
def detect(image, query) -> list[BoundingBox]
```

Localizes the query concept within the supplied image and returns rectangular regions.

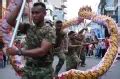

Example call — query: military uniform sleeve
[44,27,56,44]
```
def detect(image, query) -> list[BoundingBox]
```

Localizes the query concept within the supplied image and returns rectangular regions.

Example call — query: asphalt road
[0,56,120,79]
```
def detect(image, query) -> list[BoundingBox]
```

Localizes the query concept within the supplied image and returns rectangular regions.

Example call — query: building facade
[37,0,67,21]
[45,0,67,21]
[98,0,118,25]
[98,0,119,37]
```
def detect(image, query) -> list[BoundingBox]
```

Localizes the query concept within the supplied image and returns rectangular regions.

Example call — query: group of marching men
[0,19,109,77]
[45,20,110,76]
[0,1,110,78]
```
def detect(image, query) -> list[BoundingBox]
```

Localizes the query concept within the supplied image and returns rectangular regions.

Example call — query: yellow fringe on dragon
[57,6,118,79]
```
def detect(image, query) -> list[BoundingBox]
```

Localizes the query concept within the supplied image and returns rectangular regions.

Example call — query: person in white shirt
[99,39,106,57]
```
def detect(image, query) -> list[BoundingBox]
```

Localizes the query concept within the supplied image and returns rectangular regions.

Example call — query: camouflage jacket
[24,24,56,68]
[68,39,77,55]
[54,31,65,52]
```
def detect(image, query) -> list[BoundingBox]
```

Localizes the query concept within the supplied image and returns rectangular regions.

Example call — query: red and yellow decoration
[2,0,118,78]
[59,6,118,79]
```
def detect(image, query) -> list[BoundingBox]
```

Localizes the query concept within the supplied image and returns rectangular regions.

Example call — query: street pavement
[0,65,20,79]
[0,56,120,79]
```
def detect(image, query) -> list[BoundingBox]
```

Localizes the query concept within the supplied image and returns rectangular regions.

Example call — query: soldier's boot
[81,60,86,67]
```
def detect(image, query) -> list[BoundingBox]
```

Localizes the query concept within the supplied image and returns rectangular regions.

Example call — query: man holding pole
[54,20,66,77]
[5,0,56,79]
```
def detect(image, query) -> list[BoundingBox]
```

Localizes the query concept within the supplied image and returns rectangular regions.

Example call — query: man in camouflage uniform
[77,28,96,67]
[54,20,66,76]
[76,28,87,67]
[66,31,81,71]
[7,2,56,79]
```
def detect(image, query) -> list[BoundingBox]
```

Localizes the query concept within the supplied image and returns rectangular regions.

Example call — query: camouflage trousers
[21,64,54,79]
[66,52,80,71]
[54,50,65,75]
[80,51,86,65]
